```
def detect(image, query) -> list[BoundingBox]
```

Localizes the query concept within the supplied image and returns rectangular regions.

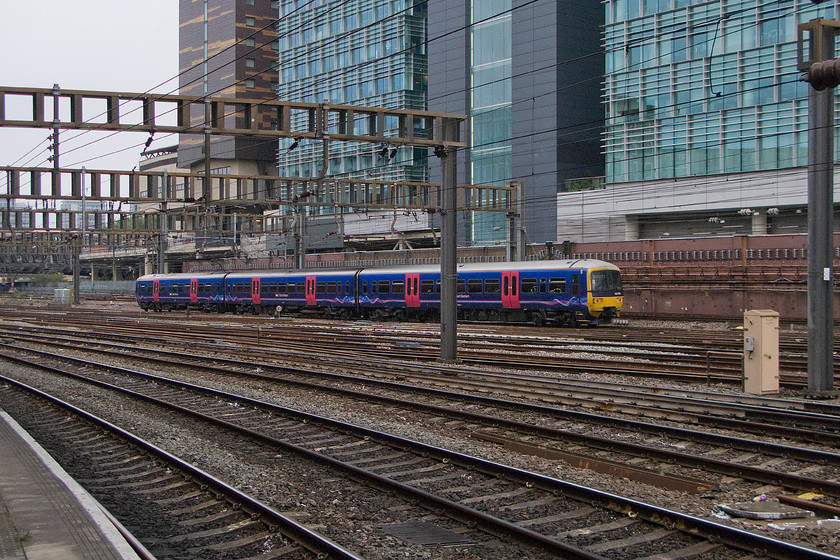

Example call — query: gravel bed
[1,302,838,557]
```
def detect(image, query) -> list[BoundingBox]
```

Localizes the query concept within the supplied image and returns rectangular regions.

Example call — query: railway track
[0,307,833,387]
[5,339,840,502]
[0,349,834,560]
[0,378,361,560]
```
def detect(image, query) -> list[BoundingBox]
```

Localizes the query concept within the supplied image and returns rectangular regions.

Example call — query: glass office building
[468,2,512,244]
[429,0,605,244]
[276,0,428,183]
[603,0,838,184]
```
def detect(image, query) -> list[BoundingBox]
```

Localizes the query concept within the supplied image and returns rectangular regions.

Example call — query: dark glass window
[468,279,483,293]
[549,278,566,293]
[484,279,500,293]
[521,278,537,293]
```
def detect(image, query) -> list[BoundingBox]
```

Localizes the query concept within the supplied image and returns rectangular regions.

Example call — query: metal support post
[505,180,526,262]
[81,166,86,247]
[51,84,60,169]
[72,236,80,305]
[159,171,168,274]
[800,19,840,395]
[293,206,305,270]
[438,119,460,363]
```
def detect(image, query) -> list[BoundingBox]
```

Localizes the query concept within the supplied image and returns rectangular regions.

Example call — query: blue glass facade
[276,0,428,183]
[469,1,511,244]
[604,0,839,184]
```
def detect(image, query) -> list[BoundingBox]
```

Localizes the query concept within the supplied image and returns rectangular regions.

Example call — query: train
[136,259,623,326]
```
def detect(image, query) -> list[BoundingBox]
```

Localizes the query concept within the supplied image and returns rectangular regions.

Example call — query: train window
[549,278,566,293]
[262,283,271,293]
[484,278,500,293]
[420,280,435,293]
[362,281,368,292]
[278,282,287,292]
[295,282,305,293]
[521,278,538,293]
[391,280,404,294]
[345,282,350,293]
[456,279,465,293]
[317,282,327,294]
[378,280,391,293]
[591,270,622,292]
[326,281,337,293]
[540,278,547,293]
[572,274,580,296]
[467,279,483,293]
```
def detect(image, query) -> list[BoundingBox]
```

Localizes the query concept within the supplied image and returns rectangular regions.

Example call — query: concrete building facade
[178,0,280,176]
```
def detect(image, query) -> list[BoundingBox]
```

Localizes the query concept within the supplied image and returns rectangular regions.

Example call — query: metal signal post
[798,18,840,396]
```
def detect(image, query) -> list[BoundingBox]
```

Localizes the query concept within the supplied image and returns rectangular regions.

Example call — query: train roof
[137,272,228,281]
[225,269,359,279]
[357,259,619,275]
[136,259,620,282]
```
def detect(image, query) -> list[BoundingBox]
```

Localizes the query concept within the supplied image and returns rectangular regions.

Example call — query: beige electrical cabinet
[743,309,780,395]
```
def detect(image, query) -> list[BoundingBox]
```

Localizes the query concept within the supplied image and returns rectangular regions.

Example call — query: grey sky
[0,1,179,171]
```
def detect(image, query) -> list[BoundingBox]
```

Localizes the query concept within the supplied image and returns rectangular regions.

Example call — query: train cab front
[587,267,624,325]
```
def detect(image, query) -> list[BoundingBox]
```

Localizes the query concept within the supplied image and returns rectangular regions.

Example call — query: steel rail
[1,350,837,560]
[0,375,365,560]
[7,343,840,499]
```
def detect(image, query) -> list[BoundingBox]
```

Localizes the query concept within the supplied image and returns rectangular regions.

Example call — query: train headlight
[593,297,602,304]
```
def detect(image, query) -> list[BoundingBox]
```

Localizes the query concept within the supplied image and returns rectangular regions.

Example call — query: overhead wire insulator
[806,58,840,91]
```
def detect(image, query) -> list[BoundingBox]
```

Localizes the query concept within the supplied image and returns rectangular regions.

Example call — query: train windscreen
[590,270,622,293]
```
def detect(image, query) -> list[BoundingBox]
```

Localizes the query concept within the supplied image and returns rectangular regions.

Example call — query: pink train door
[502,271,520,308]
[405,274,420,307]
[251,278,261,305]
[152,279,160,303]
[190,278,198,303]
[306,276,317,306]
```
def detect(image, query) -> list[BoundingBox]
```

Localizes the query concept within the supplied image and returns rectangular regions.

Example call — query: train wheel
[531,311,546,327]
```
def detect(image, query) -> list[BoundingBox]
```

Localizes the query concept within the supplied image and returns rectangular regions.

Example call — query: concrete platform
[0,410,142,560]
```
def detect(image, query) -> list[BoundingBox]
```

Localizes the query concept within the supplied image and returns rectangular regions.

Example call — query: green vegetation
[30,272,65,287]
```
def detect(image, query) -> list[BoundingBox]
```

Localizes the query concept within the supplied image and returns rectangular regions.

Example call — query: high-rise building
[429,0,605,245]
[178,0,279,176]
[562,0,840,242]
[276,0,428,182]
[275,1,433,248]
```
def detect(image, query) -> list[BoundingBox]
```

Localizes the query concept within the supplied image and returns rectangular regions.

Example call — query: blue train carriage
[508,259,624,326]
[136,272,228,312]
[356,260,622,326]
[432,260,622,326]
[357,265,441,321]
[225,269,359,316]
